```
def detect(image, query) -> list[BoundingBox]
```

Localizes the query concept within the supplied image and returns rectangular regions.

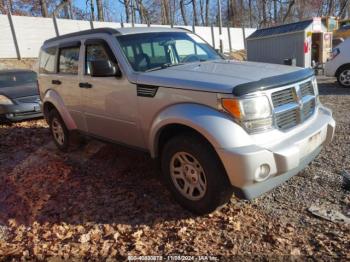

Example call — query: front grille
[271,88,294,107]
[271,80,316,131]
[15,95,40,104]
[300,81,314,97]
[275,109,298,129]
[302,100,315,119]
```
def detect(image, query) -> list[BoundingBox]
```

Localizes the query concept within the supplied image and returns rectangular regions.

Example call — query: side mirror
[90,60,121,77]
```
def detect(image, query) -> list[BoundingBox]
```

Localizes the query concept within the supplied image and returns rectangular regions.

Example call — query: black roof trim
[59,41,81,48]
[44,28,120,45]
[233,68,314,96]
[247,19,313,40]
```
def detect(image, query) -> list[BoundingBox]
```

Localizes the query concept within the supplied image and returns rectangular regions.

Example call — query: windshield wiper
[145,63,184,72]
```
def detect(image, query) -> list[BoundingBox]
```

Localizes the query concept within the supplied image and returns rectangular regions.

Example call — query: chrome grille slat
[271,79,316,131]
[300,81,314,97]
[271,88,294,107]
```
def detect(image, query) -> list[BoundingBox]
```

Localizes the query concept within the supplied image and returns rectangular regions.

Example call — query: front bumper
[217,106,335,199]
[0,102,43,121]
[324,62,336,77]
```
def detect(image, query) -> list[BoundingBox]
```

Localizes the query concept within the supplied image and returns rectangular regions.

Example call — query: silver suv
[38,27,335,214]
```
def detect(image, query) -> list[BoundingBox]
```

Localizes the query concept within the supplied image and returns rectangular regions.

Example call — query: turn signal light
[221,98,241,119]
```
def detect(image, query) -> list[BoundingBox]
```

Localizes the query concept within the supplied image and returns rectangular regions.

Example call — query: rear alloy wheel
[49,109,69,151]
[337,66,350,87]
[161,134,233,214]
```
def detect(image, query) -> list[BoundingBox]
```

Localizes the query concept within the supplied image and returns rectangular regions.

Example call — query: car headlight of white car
[0,95,13,105]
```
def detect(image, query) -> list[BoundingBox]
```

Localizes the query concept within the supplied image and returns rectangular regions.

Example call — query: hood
[0,82,38,99]
[136,60,312,94]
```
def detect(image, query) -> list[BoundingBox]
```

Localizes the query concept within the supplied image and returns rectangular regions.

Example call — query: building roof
[44,27,188,44]
[0,69,36,75]
[247,20,313,40]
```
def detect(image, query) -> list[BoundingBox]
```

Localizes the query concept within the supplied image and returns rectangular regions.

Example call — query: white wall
[0,14,256,59]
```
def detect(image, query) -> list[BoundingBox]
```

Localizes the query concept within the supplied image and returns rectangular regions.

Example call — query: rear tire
[337,65,350,87]
[161,134,233,214]
[48,109,70,151]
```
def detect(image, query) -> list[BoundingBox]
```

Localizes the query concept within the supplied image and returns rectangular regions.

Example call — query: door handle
[79,82,93,88]
[52,80,61,85]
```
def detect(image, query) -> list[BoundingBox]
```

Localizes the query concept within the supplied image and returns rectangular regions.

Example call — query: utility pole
[218,0,223,53]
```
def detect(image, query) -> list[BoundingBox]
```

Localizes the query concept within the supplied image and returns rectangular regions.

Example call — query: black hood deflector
[232,68,314,96]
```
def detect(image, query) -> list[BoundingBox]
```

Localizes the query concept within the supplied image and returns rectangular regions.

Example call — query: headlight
[221,95,273,133]
[0,95,13,105]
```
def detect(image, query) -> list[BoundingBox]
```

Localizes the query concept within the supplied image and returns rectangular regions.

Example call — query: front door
[80,39,144,148]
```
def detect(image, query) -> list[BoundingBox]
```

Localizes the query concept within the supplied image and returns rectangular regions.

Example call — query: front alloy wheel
[170,152,207,201]
[161,134,233,214]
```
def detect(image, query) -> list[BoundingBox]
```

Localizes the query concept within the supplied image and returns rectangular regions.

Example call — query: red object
[304,41,309,53]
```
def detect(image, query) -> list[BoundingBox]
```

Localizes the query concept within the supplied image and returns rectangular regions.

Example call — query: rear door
[80,38,143,148]
[53,42,86,131]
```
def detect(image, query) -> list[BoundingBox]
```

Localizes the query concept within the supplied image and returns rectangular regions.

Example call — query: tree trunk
[327,0,334,16]
[262,0,267,27]
[63,0,72,19]
[273,0,277,24]
[192,0,198,26]
[180,0,188,25]
[161,0,170,24]
[96,0,104,21]
[90,0,95,21]
[40,0,48,17]
[205,0,209,26]
[338,0,350,18]
[7,0,13,13]
[123,0,130,23]
[282,0,295,23]
[248,0,252,27]
[0,0,5,14]
[199,0,205,25]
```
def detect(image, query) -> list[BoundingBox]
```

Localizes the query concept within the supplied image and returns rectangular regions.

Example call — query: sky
[74,0,125,21]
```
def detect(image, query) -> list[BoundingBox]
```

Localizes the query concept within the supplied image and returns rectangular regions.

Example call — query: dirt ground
[0,77,349,260]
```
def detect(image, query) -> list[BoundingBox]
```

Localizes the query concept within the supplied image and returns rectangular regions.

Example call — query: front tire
[337,65,350,87]
[48,109,70,151]
[161,134,233,214]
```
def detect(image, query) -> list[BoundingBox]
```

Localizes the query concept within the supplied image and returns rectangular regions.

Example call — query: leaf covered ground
[0,77,349,260]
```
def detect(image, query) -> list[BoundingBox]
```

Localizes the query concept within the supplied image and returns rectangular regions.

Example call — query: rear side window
[39,47,56,74]
[58,47,80,74]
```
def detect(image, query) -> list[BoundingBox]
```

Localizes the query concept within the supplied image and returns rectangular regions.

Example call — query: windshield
[0,71,37,88]
[117,32,223,72]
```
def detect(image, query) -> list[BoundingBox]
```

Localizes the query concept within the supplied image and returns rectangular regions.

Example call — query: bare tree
[282,0,295,23]
[96,0,104,21]
[338,0,350,18]
[273,0,277,23]
[39,0,48,17]
[179,0,188,25]
[205,0,209,26]
[88,0,94,20]
[161,0,170,24]
[192,0,198,26]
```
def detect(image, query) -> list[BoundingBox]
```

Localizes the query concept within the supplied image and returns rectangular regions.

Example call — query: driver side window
[176,40,207,61]
[85,43,114,75]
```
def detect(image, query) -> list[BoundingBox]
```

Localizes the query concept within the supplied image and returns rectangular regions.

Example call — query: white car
[325,38,350,87]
